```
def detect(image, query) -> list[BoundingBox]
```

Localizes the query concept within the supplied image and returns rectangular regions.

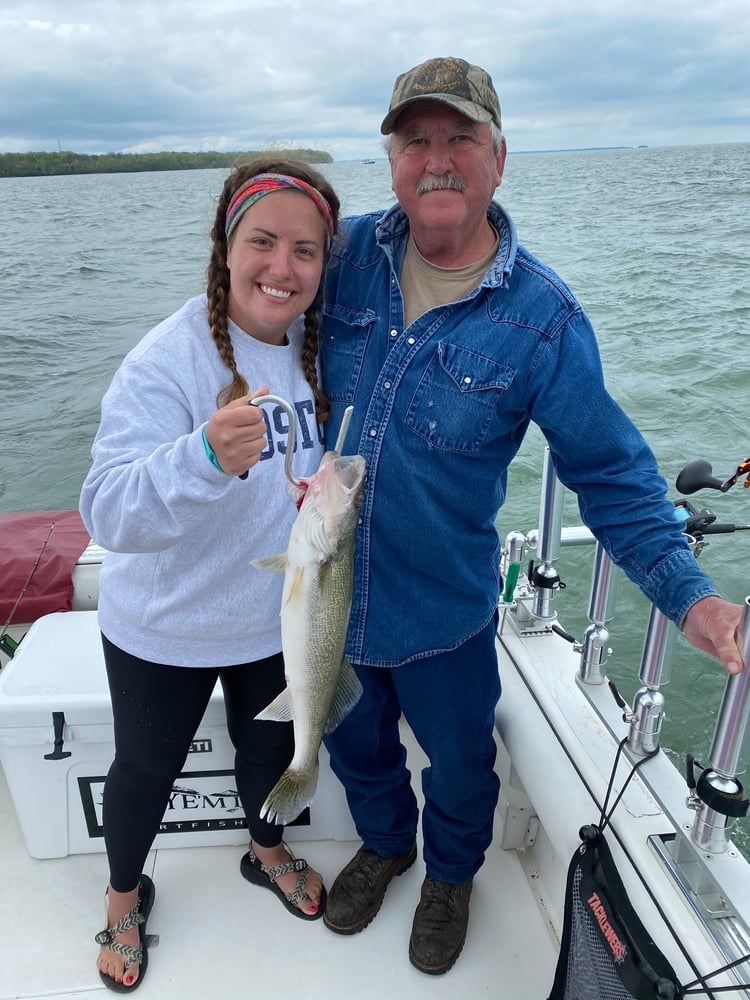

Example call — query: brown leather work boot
[409,876,473,975]
[323,844,418,934]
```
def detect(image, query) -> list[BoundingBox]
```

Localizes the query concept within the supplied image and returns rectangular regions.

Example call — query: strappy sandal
[240,843,327,921]
[95,874,156,992]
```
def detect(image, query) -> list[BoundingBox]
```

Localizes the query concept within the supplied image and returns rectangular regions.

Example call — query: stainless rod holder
[626,535,699,755]
[536,448,564,566]
[639,606,678,690]
[501,531,526,578]
[578,544,619,685]
[706,597,750,779]
[691,597,750,853]
[531,449,565,621]
[626,607,677,755]
[588,544,619,625]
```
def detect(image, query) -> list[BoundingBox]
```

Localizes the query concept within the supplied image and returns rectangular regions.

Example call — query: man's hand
[682,595,746,676]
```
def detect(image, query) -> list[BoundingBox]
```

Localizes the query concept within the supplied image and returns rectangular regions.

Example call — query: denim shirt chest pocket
[405,342,515,453]
[321,302,377,403]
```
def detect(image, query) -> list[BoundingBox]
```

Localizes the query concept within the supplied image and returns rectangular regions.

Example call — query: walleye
[252,450,366,825]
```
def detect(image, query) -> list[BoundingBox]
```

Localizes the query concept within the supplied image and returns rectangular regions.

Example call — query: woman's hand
[204,386,270,476]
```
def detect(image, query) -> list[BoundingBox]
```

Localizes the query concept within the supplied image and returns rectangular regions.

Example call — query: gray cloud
[0,0,748,158]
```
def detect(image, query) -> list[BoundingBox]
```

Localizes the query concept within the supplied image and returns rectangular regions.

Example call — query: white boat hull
[2,501,750,996]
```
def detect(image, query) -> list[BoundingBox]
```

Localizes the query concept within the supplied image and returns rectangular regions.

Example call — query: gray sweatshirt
[80,294,324,666]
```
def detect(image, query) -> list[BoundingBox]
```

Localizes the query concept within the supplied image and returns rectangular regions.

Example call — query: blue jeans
[324,615,501,884]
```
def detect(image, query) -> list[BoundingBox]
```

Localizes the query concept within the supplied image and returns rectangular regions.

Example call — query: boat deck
[0,726,558,1000]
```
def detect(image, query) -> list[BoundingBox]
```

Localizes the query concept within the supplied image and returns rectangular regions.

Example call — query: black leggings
[101,634,294,892]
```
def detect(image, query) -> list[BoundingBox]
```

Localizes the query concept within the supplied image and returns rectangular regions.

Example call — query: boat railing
[691,598,750,854]
[501,445,750,856]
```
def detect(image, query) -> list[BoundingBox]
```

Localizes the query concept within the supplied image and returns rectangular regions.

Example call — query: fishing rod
[676,455,750,495]
[675,454,750,539]
[0,521,57,659]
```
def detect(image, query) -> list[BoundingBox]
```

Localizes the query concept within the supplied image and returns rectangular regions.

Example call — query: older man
[320,56,744,975]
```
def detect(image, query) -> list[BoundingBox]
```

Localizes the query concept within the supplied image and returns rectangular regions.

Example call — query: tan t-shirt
[400,232,499,328]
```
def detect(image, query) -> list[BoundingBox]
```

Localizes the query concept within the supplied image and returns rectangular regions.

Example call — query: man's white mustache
[416,174,465,194]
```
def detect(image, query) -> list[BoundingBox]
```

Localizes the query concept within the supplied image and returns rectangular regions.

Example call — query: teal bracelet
[202,426,225,472]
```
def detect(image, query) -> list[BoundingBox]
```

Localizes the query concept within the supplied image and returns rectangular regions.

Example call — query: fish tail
[259,761,320,826]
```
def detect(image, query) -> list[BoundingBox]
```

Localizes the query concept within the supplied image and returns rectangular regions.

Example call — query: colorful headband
[225,172,335,244]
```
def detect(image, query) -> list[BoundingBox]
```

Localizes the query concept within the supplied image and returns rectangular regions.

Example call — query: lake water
[1,144,750,836]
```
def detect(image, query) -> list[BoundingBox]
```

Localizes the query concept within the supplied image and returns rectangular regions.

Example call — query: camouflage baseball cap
[380,57,501,135]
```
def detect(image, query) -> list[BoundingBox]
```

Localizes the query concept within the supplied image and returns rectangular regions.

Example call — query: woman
[80,156,340,991]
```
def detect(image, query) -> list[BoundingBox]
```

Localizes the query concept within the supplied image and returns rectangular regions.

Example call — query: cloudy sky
[1,0,747,160]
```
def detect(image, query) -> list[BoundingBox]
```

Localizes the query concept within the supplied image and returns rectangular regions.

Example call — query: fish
[252,450,366,825]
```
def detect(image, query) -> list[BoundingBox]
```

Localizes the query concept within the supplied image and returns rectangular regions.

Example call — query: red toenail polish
[124,975,133,985]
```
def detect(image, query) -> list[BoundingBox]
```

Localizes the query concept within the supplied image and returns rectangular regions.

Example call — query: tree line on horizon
[0,149,333,178]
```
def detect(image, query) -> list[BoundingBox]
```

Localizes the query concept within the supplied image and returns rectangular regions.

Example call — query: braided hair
[206,155,340,422]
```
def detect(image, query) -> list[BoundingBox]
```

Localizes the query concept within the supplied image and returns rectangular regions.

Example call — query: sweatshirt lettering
[258,398,323,462]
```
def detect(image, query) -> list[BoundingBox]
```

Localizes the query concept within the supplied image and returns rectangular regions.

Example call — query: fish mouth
[332,454,366,492]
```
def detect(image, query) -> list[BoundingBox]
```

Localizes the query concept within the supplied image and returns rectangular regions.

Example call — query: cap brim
[380,94,494,135]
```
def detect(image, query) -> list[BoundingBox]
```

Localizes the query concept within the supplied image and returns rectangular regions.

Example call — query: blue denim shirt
[321,201,717,667]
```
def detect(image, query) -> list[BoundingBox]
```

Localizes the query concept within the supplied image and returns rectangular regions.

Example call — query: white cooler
[0,611,357,859]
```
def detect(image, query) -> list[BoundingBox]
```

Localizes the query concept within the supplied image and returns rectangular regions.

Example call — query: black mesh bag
[548,824,683,1000]
[548,737,750,999]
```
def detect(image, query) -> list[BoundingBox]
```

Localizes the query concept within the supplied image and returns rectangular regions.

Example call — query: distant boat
[361,158,375,164]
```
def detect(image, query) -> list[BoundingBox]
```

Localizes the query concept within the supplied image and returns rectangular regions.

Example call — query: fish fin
[323,660,364,734]
[259,761,320,825]
[252,553,288,572]
[254,687,294,723]
[285,566,306,602]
